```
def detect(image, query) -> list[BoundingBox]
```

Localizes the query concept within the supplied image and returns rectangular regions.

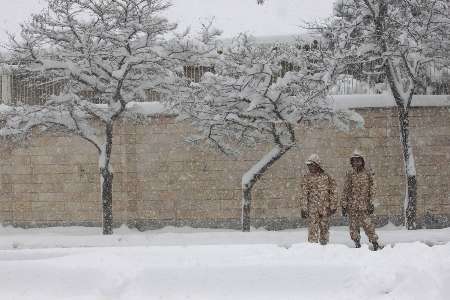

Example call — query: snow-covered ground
[1,224,449,300]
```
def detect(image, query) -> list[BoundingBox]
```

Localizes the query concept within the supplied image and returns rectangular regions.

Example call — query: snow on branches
[323,0,450,104]
[315,0,450,229]
[3,0,218,234]
[175,34,362,231]
[179,35,359,156]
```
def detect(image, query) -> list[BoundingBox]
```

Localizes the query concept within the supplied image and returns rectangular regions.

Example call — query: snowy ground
[1,224,449,300]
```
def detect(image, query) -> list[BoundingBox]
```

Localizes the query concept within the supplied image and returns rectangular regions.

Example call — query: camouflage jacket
[341,168,375,212]
[301,172,337,216]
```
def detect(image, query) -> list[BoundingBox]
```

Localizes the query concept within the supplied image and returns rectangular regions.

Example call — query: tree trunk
[101,167,114,235]
[398,109,417,229]
[241,145,292,232]
[100,122,115,235]
[384,60,418,230]
[242,185,253,232]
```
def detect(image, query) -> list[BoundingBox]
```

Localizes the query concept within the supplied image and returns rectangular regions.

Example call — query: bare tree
[313,0,450,229]
[175,35,362,231]
[3,0,210,234]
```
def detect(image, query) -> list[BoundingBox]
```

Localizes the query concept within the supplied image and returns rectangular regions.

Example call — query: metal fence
[0,73,65,105]
[183,65,215,83]
[331,62,450,95]
[1,66,449,105]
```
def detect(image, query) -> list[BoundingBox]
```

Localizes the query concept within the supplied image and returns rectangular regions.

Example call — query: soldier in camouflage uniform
[301,154,337,245]
[341,151,380,250]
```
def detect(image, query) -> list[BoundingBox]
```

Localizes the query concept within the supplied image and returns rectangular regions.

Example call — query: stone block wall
[0,106,449,229]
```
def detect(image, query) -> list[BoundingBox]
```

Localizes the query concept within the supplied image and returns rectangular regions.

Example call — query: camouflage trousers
[348,211,378,243]
[308,214,330,244]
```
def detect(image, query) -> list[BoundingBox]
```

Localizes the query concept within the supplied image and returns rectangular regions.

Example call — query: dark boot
[354,240,361,248]
[372,241,380,251]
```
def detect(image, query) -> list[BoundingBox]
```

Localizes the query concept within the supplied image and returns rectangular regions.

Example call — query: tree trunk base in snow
[242,187,252,232]
[396,107,418,231]
[102,169,114,235]
[405,175,417,230]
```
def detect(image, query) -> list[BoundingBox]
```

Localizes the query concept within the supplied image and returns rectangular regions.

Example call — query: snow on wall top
[126,102,167,116]
[330,95,450,109]
[1,96,448,117]
[0,104,13,113]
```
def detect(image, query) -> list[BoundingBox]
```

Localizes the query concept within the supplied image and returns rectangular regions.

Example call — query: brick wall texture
[1,106,449,230]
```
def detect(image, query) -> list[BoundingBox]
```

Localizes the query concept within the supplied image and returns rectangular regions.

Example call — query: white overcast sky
[0,0,336,43]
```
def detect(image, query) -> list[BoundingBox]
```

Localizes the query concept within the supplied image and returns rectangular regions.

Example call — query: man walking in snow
[301,154,337,245]
[341,151,380,250]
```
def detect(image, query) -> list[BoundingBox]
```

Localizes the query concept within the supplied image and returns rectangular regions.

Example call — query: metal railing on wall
[1,66,449,105]
[0,73,160,105]
[13,75,65,105]
[0,73,65,105]
[330,67,450,95]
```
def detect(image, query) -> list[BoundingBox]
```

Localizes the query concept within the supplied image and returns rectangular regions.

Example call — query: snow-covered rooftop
[220,33,320,47]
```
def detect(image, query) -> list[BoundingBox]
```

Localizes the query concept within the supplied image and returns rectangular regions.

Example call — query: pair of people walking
[301,151,380,250]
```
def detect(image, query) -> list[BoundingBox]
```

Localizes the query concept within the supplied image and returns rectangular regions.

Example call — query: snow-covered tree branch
[175,34,362,231]
[313,0,450,229]
[3,0,216,234]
